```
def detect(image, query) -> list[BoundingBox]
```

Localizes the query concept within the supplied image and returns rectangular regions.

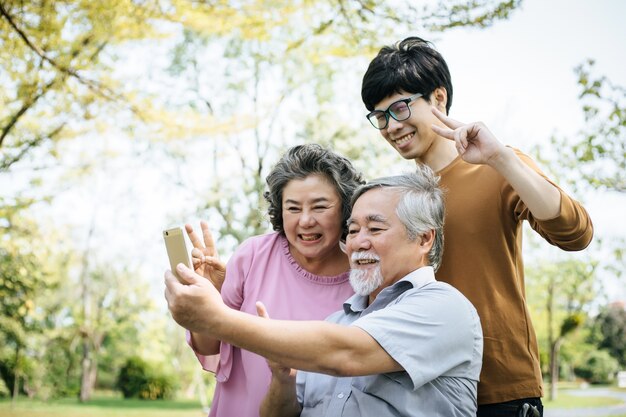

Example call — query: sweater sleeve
[510,150,594,251]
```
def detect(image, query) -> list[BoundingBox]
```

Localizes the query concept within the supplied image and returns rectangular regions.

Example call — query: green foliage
[537,60,626,193]
[526,258,598,325]
[592,304,626,367]
[0,199,45,331]
[556,327,598,380]
[560,313,585,337]
[117,357,148,398]
[0,376,8,398]
[0,0,174,170]
[0,197,53,395]
[573,349,620,384]
[116,357,176,400]
[525,257,597,387]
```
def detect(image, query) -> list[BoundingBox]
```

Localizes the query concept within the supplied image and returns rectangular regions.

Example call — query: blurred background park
[1,0,625,416]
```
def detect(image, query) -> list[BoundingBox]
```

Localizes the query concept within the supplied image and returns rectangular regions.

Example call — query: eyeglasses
[366,93,423,130]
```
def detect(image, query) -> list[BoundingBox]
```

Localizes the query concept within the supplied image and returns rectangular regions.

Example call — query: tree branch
[0,2,141,116]
[0,124,65,171]
[0,79,58,148]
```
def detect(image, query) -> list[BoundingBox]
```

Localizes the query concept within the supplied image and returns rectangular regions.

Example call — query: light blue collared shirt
[296,266,483,417]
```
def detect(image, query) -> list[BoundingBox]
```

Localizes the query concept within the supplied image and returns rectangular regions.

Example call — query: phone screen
[163,227,191,280]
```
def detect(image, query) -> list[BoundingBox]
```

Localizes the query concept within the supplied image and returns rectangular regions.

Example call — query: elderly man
[165,165,483,417]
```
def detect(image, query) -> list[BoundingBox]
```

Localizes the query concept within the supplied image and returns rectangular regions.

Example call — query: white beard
[349,263,384,296]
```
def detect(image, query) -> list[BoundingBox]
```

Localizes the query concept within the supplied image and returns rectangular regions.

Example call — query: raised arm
[430,107,561,220]
[185,221,226,356]
[165,264,403,376]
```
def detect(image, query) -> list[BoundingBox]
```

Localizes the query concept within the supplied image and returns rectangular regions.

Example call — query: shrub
[139,374,175,400]
[574,349,620,384]
[0,377,9,398]
[116,356,176,399]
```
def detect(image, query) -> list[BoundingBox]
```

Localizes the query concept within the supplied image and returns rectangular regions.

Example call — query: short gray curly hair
[264,144,365,239]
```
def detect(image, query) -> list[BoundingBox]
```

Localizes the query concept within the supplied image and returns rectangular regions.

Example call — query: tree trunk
[11,373,18,406]
[78,214,96,402]
[549,338,562,401]
[79,337,92,402]
[547,279,556,400]
[11,346,20,405]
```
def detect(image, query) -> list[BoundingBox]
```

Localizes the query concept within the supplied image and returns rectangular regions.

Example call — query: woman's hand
[185,221,226,292]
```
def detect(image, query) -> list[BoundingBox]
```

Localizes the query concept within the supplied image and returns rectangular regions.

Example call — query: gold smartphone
[163,227,191,280]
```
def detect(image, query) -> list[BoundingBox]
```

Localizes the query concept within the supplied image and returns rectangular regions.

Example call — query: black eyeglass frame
[365,93,424,130]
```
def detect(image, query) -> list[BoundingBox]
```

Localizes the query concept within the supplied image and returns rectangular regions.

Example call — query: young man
[165,167,483,417]
[361,37,594,416]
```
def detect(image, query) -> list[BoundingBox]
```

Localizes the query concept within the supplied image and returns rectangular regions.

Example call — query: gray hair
[265,144,365,239]
[350,164,445,271]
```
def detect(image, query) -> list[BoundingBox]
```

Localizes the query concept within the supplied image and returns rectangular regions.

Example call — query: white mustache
[351,252,380,262]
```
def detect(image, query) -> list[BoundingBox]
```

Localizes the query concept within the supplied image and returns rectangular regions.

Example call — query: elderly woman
[185,144,365,417]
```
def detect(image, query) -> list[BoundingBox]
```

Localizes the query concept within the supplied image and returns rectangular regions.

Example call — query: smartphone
[163,227,191,280]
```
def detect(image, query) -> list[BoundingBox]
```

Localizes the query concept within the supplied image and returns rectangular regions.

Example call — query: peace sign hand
[185,221,226,292]
[430,107,507,166]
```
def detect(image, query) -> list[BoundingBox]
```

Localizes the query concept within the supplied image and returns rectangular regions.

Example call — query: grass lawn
[544,391,623,409]
[543,385,626,417]
[3,387,626,417]
[0,393,208,417]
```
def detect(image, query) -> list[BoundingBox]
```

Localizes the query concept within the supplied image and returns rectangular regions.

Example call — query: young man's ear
[431,88,448,114]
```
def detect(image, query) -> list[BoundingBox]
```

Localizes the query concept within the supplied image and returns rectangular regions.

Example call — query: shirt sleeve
[187,238,256,377]
[509,149,594,250]
[351,285,482,391]
[185,330,220,372]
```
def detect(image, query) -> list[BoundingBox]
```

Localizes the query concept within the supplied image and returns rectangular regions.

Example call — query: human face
[346,188,427,301]
[282,174,344,266]
[374,90,443,163]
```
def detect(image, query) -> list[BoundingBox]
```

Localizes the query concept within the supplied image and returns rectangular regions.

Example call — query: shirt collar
[343,266,436,313]
[398,266,436,289]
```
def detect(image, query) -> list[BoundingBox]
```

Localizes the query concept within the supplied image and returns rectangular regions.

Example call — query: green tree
[526,258,597,400]
[537,60,626,194]
[591,304,626,368]
[116,356,176,400]
[0,197,51,400]
[72,265,154,401]
[0,0,175,170]
[574,349,620,384]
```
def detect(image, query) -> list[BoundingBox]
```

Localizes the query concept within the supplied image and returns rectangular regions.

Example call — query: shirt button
[337,393,345,399]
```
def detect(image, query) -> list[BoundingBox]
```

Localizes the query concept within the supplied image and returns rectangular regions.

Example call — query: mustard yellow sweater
[435,149,593,405]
